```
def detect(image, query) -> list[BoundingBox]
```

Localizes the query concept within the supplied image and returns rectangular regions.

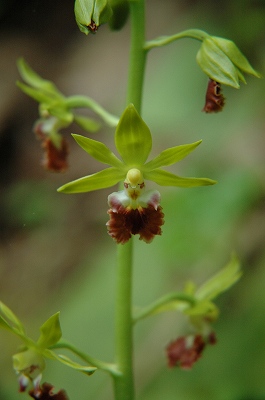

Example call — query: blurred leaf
[195,254,242,301]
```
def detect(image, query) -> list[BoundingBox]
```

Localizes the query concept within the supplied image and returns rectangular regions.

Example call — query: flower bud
[74,0,113,34]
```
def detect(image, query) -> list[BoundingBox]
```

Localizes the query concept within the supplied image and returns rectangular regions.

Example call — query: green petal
[45,350,96,375]
[115,104,152,167]
[58,167,124,193]
[144,169,217,187]
[37,313,62,349]
[17,58,62,96]
[72,134,124,168]
[196,38,240,88]
[143,140,202,171]
[212,37,262,78]
[16,81,55,104]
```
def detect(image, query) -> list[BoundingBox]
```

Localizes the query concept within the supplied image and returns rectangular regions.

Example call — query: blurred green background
[0,0,265,399]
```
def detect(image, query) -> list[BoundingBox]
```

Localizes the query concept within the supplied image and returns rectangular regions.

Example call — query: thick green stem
[113,1,146,399]
[113,241,134,400]
[126,0,147,112]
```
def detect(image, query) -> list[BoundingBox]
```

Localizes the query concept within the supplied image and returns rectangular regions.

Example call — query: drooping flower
[196,35,261,89]
[17,58,114,172]
[58,104,216,243]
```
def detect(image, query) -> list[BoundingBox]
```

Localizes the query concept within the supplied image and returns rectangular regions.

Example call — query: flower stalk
[114,1,146,398]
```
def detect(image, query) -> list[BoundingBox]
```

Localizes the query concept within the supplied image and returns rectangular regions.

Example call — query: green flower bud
[74,0,113,34]
[108,0,129,31]
[197,36,261,88]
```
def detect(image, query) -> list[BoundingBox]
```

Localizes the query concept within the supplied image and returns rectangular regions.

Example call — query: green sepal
[17,58,62,96]
[74,114,101,132]
[212,37,262,78]
[108,0,129,30]
[195,254,242,302]
[16,81,57,104]
[37,313,62,349]
[45,349,97,375]
[115,104,152,167]
[74,0,112,34]
[93,0,113,25]
[196,38,241,88]
[72,134,124,168]
[143,140,202,171]
[0,302,26,336]
[144,169,217,187]
[58,167,124,193]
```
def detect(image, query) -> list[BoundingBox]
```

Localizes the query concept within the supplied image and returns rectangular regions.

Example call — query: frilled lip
[107,204,164,244]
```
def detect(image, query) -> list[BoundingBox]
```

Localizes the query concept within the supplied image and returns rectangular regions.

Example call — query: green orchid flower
[58,103,216,194]
[58,104,216,244]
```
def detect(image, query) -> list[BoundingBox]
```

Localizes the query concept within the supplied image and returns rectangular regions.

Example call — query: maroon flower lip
[203,79,225,113]
[107,203,164,244]
[166,332,217,370]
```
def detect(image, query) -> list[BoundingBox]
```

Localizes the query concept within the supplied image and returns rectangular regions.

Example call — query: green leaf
[195,254,242,301]
[58,167,125,193]
[0,302,25,335]
[72,134,124,168]
[143,140,202,171]
[196,38,240,88]
[45,349,97,375]
[212,37,262,78]
[17,58,62,96]
[144,169,217,187]
[74,114,101,132]
[37,312,62,348]
[115,104,152,167]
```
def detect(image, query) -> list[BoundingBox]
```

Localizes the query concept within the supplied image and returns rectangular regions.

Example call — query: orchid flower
[58,104,216,243]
